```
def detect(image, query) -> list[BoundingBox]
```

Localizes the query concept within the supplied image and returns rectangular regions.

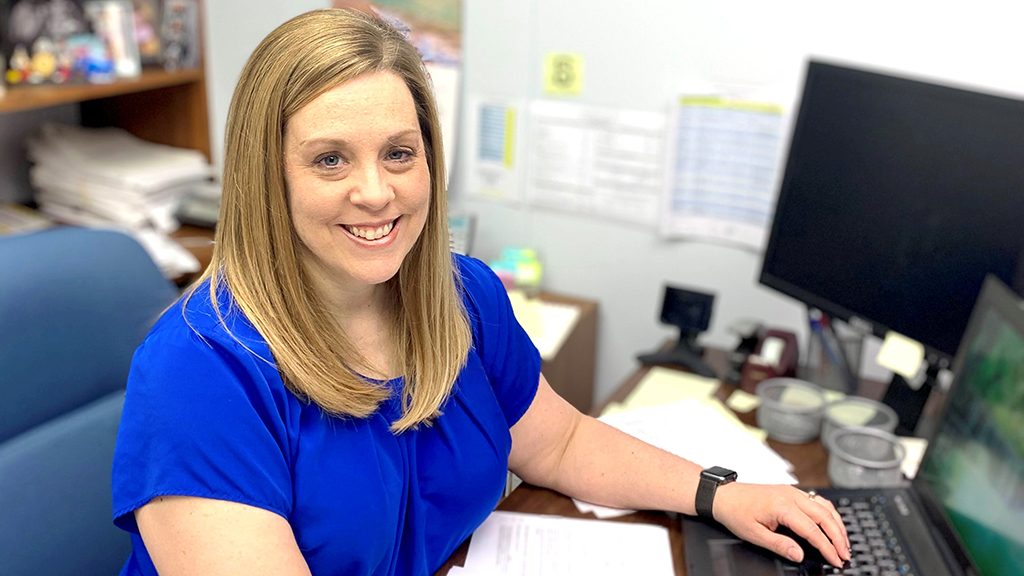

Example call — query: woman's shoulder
[129,278,291,416]
[453,254,505,307]
[143,278,272,369]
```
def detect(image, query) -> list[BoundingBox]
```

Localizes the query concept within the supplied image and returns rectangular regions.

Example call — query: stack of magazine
[26,123,213,278]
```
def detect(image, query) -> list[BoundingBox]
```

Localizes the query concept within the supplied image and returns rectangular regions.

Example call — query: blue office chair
[0,227,178,576]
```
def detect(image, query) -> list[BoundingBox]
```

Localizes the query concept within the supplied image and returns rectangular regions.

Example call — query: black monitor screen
[759,60,1024,358]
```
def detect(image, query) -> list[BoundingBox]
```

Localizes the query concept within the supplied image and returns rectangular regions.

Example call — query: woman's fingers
[715,484,851,568]
[779,507,847,567]
[802,490,850,551]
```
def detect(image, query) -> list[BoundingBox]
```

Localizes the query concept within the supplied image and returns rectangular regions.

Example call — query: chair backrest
[0,227,178,576]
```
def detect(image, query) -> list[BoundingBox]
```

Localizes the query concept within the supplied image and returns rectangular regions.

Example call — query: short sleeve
[112,313,295,532]
[456,255,542,427]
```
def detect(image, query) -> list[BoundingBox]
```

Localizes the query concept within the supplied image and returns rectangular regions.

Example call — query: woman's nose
[349,164,395,209]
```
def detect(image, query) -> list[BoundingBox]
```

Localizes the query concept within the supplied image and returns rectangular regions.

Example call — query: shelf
[0,68,204,114]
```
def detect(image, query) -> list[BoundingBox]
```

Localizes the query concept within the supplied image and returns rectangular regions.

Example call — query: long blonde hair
[188,8,471,432]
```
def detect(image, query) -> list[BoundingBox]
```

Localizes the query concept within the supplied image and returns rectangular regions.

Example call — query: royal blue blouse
[111,255,541,575]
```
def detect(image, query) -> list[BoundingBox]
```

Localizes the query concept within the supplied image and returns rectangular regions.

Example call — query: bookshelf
[0,7,213,285]
[0,68,211,161]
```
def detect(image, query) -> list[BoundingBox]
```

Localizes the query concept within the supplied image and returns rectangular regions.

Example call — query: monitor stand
[637,332,717,379]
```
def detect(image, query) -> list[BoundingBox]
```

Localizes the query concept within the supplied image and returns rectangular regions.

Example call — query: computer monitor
[760,59,1024,361]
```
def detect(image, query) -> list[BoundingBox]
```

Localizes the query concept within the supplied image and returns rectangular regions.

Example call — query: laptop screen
[915,277,1024,575]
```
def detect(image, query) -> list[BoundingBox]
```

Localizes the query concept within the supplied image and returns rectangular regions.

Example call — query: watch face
[703,466,738,482]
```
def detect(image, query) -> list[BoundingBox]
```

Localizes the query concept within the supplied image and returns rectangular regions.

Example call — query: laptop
[684,275,1024,576]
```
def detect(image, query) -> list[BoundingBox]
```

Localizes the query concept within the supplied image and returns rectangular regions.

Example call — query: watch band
[696,466,737,519]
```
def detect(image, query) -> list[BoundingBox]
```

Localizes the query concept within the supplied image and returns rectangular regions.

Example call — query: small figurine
[7,45,31,85]
[29,38,59,84]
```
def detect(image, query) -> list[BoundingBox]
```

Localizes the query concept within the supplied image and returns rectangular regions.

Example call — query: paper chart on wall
[661,95,787,250]
[525,100,667,225]
[465,96,525,202]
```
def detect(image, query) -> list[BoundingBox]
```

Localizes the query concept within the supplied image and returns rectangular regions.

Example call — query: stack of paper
[451,511,674,576]
[507,290,581,360]
[0,204,54,236]
[574,367,796,519]
[26,123,212,277]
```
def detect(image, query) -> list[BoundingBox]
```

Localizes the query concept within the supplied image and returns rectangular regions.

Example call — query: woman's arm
[136,496,312,576]
[508,375,851,568]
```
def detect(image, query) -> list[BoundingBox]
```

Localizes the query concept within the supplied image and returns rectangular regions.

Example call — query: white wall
[453,0,1024,405]
[202,0,328,170]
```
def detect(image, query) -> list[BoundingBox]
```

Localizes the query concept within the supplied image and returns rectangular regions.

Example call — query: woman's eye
[386,148,413,162]
[316,154,342,168]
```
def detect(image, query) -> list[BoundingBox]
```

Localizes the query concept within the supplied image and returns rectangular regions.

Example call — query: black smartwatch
[696,466,737,519]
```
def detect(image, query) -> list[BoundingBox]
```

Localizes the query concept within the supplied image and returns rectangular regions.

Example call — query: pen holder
[800,328,863,393]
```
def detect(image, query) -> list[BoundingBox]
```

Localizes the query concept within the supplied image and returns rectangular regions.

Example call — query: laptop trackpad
[709,538,800,576]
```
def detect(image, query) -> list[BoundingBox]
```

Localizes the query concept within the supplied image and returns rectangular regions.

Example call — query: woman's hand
[712,483,851,568]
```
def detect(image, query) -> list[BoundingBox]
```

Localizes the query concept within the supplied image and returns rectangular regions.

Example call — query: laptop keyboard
[813,494,917,576]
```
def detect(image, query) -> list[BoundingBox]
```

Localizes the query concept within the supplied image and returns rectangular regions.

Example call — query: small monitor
[637,285,717,378]
[660,285,713,335]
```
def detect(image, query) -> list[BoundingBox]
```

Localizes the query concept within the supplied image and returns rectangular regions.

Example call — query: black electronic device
[637,285,717,378]
[759,59,1024,432]
[695,466,737,519]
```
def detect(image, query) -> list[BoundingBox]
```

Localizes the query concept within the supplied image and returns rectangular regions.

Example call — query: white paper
[576,398,798,518]
[508,291,581,360]
[466,96,524,202]
[525,100,666,225]
[460,511,674,576]
[661,95,786,250]
[898,436,928,479]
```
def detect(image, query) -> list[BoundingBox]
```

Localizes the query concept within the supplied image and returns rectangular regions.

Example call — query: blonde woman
[111,9,850,576]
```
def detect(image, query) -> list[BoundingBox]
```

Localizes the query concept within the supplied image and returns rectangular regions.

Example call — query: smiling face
[283,71,430,297]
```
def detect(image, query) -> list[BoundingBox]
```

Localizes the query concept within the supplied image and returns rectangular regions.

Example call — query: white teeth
[345,221,394,240]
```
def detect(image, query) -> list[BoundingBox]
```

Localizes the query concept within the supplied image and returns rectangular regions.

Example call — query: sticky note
[726,389,761,413]
[543,53,583,95]
[876,331,925,380]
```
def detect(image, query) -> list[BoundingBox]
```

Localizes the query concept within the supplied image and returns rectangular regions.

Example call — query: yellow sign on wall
[543,53,583,96]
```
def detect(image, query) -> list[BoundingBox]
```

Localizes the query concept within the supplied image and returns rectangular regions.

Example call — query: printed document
[451,511,674,576]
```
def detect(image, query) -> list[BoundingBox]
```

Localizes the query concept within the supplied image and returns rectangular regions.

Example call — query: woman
[112,8,850,575]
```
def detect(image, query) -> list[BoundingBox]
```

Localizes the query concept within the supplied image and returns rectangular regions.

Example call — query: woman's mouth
[343,218,398,241]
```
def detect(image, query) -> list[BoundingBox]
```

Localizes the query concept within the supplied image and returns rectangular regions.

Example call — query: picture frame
[83,0,138,77]
[160,0,197,70]
[131,0,160,65]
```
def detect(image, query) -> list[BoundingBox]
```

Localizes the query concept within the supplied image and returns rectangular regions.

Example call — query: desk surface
[436,348,855,575]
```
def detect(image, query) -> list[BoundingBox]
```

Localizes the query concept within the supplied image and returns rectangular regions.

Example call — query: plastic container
[827,427,906,488]
[821,396,899,446]
[756,378,826,443]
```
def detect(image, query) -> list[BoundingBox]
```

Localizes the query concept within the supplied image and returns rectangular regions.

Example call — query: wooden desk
[170,225,215,287]
[436,349,836,575]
